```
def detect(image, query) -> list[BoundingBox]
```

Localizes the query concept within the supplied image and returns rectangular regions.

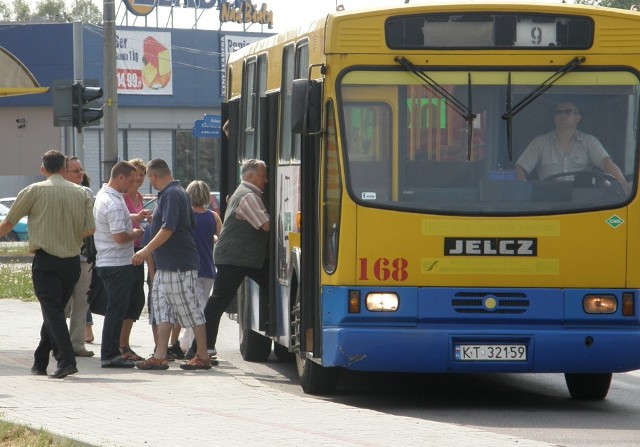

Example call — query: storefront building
[0,19,271,195]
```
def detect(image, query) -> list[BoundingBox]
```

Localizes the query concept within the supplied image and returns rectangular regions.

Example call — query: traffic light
[72,81,104,132]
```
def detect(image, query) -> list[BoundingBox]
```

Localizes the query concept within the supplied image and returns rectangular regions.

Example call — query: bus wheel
[291,292,339,394]
[273,342,295,362]
[564,373,612,400]
[296,355,340,395]
[238,308,272,362]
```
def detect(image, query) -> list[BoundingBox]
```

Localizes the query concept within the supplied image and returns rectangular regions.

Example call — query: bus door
[262,92,280,336]
[221,100,240,219]
[290,78,324,360]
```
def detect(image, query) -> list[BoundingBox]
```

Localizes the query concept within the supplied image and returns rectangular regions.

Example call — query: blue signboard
[192,119,220,138]
[203,114,221,128]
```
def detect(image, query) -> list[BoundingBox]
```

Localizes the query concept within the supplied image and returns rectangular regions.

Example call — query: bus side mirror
[291,79,321,135]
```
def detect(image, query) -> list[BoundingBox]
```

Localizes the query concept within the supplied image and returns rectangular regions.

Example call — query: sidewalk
[0,299,555,447]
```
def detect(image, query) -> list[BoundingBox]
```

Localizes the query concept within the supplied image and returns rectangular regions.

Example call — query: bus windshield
[339,68,638,215]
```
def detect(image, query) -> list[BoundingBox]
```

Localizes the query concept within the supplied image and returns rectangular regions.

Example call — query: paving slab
[0,299,556,447]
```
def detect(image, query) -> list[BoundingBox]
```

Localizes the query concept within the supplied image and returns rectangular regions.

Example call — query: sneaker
[167,341,185,360]
[179,356,212,370]
[136,356,169,370]
[207,347,218,357]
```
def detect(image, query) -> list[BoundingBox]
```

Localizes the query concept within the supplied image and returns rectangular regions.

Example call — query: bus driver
[515,101,629,193]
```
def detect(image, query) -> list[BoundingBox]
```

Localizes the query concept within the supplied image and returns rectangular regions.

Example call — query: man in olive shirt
[0,150,95,379]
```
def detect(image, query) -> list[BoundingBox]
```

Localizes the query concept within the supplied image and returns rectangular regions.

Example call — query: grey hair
[186,180,211,208]
[241,159,266,179]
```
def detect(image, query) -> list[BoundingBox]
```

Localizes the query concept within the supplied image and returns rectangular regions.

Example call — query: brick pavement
[0,299,556,447]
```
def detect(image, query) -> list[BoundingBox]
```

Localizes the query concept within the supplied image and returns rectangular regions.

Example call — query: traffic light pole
[103,0,119,183]
[72,23,84,162]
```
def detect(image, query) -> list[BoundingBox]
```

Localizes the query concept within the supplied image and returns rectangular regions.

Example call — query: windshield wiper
[395,56,476,123]
[395,56,477,160]
[502,56,585,161]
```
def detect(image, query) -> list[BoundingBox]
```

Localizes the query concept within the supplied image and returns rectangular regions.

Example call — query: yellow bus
[222,2,640,398]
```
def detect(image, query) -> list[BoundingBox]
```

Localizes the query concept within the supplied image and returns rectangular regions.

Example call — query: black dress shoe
[49,365,78,379]
[30,366,47,376]
[101,358,135,368]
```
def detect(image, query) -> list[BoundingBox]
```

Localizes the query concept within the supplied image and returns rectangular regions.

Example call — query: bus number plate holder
[455,344,527,361]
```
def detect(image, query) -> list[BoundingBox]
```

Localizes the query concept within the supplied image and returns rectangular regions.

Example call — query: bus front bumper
[321,327,640,373]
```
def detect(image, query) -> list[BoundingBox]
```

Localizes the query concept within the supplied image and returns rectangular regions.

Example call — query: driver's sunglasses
[554,108,579,116]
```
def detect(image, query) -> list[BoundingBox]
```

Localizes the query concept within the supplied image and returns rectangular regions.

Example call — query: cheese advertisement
[116,31,173,95]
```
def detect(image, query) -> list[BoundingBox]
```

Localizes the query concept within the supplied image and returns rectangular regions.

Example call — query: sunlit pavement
[0,299,554,447]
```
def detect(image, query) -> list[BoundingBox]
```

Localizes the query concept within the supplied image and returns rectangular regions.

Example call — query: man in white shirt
[94,161,144,368]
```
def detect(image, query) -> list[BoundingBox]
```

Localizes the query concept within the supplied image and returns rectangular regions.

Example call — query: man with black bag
[62,156,95,357]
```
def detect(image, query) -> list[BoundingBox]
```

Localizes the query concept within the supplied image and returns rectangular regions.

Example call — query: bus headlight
[365,293,399,312]
[583,295,617,314]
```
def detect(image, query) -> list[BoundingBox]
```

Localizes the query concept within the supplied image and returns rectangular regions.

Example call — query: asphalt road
[215,316,640,447]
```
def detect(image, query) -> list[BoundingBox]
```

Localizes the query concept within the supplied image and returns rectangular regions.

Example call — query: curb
[0,256,32,263]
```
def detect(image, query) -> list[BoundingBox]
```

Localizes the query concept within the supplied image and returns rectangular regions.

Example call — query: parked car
[0,203,28,242]
[143,196,157,212]
[142,194,156,206]
[143,191,220,215]
[0,197,16,209]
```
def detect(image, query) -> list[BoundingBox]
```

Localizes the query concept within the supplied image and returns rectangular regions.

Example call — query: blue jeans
[97,265,134,362]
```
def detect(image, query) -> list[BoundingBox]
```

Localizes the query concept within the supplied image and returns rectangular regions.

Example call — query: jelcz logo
[444,237,537,256]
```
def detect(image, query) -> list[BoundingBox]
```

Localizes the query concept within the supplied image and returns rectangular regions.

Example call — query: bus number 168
[358,257,409,282]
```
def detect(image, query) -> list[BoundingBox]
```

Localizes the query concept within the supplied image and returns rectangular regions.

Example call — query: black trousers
[32,250,80,370]
[193,262,269,352]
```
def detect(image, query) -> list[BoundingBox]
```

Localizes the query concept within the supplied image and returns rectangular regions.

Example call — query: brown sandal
[120,346,144,361]
[179,356,212,370]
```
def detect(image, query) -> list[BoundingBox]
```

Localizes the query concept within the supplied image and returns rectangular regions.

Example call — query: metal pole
[103,0,119,181]
[72,22,84,159]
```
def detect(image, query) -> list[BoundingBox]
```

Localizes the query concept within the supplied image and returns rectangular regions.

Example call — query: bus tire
[564,373,612,400]
[239,311,272,362]
[297,355,340,395]
[274,342,295,362]
[291,284,339,394]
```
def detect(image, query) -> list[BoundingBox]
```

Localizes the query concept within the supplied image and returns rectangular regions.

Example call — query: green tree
[574,0,637,9]
[34,0,68,21]
[0,1,11,20]
[13,0,31,21]
[70,0,102,24]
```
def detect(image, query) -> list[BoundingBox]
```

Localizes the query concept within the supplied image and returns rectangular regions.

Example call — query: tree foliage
[574,0,638,8]
[70,0,102,24]
[13,0,32,21]
[0,3,10,21]
[34,0,68,21]
[0,0,102,24]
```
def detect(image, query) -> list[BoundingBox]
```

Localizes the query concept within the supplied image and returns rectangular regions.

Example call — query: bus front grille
[452,292,529,314]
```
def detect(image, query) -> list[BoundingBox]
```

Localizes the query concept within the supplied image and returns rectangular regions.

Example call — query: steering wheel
[542,170,627,197]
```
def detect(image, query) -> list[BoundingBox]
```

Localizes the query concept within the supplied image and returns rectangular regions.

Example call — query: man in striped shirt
[197,159,270,359]
[0,150,94,379]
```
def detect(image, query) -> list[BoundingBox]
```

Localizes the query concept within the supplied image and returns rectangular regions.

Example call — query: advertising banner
[219,34,265,99]
[116,30,173,95]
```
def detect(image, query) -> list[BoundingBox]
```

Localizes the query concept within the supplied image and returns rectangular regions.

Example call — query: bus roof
[227,1,640,64]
